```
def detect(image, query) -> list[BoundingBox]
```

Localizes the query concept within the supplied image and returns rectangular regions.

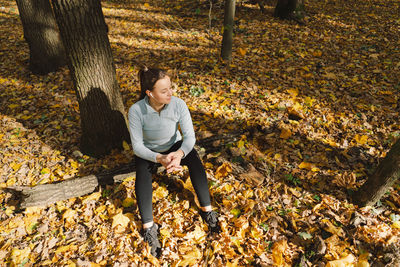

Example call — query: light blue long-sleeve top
[128,96,196,163]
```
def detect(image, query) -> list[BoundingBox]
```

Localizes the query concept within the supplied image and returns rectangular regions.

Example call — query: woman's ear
[146,90,154,98]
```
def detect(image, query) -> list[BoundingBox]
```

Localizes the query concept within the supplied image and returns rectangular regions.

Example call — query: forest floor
[1,0,400,266]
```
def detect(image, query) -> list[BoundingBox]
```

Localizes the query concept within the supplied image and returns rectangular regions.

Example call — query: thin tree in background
[354,138,400,207]
[221,0,236,61]
[52,0,130,157]
[16,0,66,74]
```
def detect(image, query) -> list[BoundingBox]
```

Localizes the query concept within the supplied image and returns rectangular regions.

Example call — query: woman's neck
[148,97,165,113]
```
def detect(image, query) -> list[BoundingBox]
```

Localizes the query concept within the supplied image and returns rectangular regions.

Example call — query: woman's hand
[165,150,184,173]
[156,154,171,168]
[156,150,184,173]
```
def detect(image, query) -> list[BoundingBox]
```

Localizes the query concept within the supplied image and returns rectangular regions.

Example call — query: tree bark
[353,139,400,207]
[16,0,66,74]
[274,0,298,19]
[13,163,137,208]
[51,0,130,157]
[221,0,236,61]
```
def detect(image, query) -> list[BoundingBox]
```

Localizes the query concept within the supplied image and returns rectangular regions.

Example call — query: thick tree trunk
[221,0,236,61]
[354,139,400,207]
[51,0,130,157]
[274,0,298,19]
[16,0,66,74]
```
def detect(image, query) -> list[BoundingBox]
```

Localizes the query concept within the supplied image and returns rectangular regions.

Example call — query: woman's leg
[135,156,155,228]
[180,148,212,209]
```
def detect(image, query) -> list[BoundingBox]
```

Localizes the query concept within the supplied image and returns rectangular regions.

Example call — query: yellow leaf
[272,239,287,266]
[153,186,168,199]
[215,162,232,179]
[322,219,346,237]
[21,115,31,120]
[392,221,400,229]
[323,72,337,79]
[144,3,150,8]
[41,167,51,174]
[238,47,247,56]
[70,161,79,169]
[186,225,206,242]
[177,247,202,266]
[280,128,292,139]
[305,96,315,107]
[62,209,77,227]
[55,245,77,254]
[122,140,130,151]
[313,50,322,57]
[10,247,31,265]
[112,213,130,232]
[122,197,135,208]
[326,254,355,267]
[82,192,101,204]
[354,134,368,145]
[299,162,313,170]
[237,139,245,149]
[8,104,19,109]
[24,213,40,234]
[205,162,213,169]
[160,228,170,239]
[356,260,370,267]
[227,258,240,267]
[11,162,22,172]
[286,88,298,97]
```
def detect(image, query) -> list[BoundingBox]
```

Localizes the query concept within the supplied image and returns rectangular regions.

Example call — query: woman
[128,67,219,257]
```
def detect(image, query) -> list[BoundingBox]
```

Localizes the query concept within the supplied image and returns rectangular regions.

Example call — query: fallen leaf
[326,254,355,267]
[272,239,287,266]
[280,128,292,139]
[112,213,130,232]
[215,162,232,179]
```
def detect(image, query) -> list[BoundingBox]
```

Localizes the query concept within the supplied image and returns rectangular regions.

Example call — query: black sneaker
[200,210,220,233]
[142,224,161,257]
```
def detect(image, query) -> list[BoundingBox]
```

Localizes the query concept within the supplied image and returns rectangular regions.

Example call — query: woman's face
[147,76,172,105]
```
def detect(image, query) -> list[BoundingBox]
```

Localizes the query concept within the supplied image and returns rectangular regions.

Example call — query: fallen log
[4,133,245,209]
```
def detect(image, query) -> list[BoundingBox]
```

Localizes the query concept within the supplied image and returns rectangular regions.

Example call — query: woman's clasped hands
[156,150,185,173]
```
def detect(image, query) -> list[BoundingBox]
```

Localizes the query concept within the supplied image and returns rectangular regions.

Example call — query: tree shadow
[79,87,130,157]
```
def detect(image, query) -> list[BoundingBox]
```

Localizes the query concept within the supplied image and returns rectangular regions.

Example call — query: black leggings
[135,141,211,224]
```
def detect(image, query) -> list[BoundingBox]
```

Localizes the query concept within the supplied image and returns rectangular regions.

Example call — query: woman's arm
[128,105,159,162]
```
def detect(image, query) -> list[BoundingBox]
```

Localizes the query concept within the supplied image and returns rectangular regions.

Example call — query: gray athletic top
[128,96,195,162]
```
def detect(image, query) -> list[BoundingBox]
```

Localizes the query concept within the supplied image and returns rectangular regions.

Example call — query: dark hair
[138,67,168,100]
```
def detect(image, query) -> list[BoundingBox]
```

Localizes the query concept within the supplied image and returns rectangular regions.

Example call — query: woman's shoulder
[171,96,187,106]
[129,98,146,113]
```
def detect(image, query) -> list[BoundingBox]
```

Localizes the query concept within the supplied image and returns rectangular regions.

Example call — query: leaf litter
[0,0,400,265]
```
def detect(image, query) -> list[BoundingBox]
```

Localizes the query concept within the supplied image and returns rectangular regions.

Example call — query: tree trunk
[274,0,298,19]
[353,139,400,207]
[16,0,66,74]
[51,0,130,157]
[221,0,236,61]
